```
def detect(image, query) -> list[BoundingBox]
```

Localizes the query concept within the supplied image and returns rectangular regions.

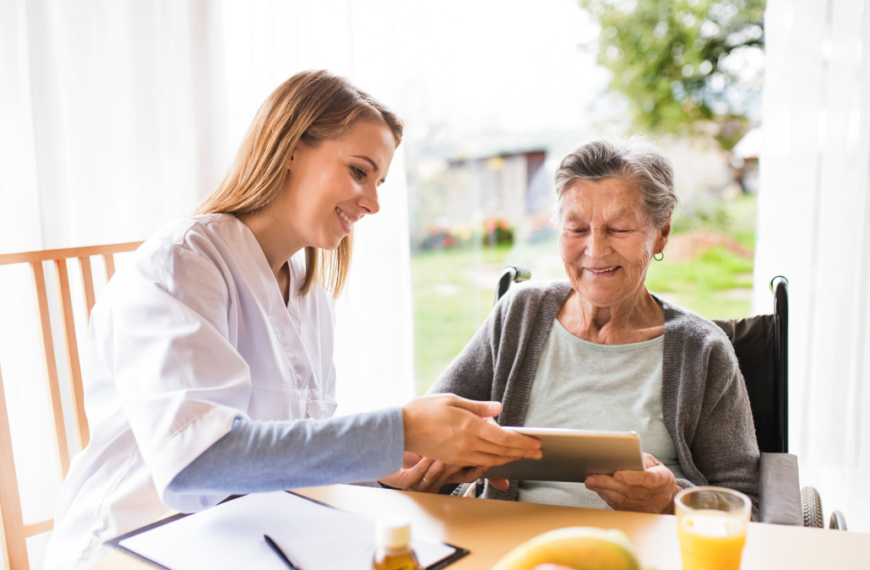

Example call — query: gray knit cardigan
[429,280,760,509]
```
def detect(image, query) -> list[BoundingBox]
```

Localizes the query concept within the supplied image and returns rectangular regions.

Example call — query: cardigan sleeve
[688,336,761,513]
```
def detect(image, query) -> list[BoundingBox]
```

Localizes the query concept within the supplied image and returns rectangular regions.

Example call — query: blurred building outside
[446,150,548,233]
[731,126,761,194]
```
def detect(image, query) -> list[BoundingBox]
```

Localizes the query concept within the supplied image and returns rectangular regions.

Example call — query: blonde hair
[195,70,403,297]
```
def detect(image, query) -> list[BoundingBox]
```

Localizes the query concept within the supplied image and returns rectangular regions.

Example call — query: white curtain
[754,0,870,531]
[0,1,413,567]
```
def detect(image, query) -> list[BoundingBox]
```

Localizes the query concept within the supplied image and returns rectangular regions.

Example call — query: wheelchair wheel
[801,486,824,528]
[829,510,848,530]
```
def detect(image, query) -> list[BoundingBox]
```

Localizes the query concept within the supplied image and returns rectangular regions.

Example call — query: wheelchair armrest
[759,452,803,525]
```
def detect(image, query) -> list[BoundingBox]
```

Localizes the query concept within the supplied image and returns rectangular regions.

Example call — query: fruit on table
[490,527,641,570]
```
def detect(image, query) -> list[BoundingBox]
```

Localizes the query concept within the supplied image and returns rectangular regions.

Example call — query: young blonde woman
[45,71,541,570]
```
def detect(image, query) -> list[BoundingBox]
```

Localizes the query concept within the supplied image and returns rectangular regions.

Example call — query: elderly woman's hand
[584,453,681,514]
[380,452,488,493]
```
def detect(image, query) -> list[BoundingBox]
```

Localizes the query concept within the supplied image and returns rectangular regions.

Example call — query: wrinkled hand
[380,452,488,493]
[585,453,681,514]
[402,394,542,467]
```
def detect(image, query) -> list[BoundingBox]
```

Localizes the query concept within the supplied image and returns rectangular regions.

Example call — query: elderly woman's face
[559,178,669,307]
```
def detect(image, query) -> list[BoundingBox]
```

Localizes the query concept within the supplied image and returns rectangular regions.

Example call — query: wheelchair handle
[494,266,532,306]
[770,275,789,291]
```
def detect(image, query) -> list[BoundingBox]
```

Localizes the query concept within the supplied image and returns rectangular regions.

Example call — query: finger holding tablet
[481,418,513,491]
[402,394,542,467]
[585,452,681,514]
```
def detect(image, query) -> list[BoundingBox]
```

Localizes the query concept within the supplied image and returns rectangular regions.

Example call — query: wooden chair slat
[22,518,53,538]
[79,256,97,322]
[30,261,71,480]
[0,241,142,266]
[55,259,89,450]
[0,364,30,570]
[0,241,142,569]
[103,253,116,281]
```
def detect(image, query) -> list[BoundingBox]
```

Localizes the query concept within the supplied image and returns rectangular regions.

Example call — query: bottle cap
[375,517,412,549]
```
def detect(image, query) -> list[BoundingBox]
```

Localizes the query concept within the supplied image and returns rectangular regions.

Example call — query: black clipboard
[106,491,470,570]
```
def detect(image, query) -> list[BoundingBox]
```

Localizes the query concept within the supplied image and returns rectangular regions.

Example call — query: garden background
[406,0,765,394]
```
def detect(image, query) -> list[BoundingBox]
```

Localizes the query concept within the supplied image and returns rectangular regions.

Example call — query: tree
[580,0,765,150]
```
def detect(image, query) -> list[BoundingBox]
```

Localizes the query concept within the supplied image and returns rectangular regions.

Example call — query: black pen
[264,534,304,570]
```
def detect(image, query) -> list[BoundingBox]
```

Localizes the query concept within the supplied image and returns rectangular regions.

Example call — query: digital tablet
[484,427,644,483]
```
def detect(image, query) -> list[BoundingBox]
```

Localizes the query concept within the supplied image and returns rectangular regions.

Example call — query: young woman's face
[281,118,396,251]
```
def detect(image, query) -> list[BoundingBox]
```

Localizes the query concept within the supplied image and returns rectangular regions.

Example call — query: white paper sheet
[118,491,458,570]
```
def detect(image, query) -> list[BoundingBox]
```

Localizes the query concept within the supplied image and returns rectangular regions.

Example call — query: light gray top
[518,319,685,509]
[429,280,760,515]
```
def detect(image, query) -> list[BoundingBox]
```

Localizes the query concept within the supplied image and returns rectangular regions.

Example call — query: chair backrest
[713,277,789,454]
[492,270,790,455]
[0,241,142,570]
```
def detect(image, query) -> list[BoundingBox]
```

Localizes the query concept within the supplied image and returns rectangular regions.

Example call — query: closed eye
[351,166,367,181]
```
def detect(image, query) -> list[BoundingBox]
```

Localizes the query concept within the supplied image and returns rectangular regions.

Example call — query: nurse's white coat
[44,214,337,569]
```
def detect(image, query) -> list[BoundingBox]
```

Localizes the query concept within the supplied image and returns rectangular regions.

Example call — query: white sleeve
[93,242,252,505]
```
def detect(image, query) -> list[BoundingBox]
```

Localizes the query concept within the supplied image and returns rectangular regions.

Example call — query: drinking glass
[675,486,751,570]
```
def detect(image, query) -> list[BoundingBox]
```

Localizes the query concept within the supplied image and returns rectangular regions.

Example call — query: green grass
[410,194,758,394]
[646,248,754,293]
[411,246,511,394]
[645,247,754,321]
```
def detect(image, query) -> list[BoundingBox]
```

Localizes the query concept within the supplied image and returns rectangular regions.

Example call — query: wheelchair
[484,268,847,529]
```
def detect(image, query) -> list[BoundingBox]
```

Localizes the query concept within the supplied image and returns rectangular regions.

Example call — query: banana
[490,527,641,570]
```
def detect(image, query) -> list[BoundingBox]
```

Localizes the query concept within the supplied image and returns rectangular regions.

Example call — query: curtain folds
[754,0,870,531]
[0,1,413,567]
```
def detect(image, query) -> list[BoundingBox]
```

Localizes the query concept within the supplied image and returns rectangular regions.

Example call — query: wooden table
[94,484,870,569]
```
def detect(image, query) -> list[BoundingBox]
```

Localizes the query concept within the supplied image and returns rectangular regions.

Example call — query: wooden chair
[0,241,142,570]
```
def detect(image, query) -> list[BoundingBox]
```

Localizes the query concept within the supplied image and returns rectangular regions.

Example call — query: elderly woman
[429,139,759,515]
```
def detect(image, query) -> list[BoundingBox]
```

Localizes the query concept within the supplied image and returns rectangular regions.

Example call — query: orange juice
[677,510,747,570]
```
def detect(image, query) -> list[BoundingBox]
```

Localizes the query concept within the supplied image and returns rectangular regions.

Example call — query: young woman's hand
[379,451,488,493]
[481,418,512,492]
[402,394,542,467]
[584,452,681,514]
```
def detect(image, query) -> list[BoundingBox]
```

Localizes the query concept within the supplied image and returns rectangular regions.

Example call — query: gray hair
[554,138,678,228]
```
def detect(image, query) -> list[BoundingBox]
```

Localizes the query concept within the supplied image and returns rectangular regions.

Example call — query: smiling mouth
[335,207,353,229]
[586,266,620,274]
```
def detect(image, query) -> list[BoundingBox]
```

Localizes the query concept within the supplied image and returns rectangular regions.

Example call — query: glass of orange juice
[675,486,751,570]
